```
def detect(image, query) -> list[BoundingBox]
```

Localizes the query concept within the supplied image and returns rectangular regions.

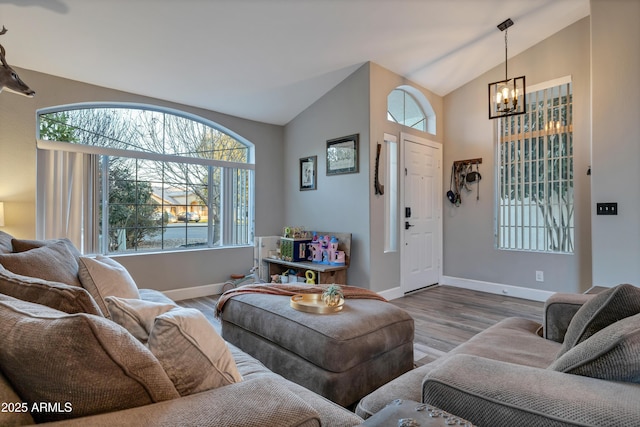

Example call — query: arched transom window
[387,86,436,134]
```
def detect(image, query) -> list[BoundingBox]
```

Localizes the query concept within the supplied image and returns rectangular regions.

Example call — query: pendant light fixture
[488,18,525,119]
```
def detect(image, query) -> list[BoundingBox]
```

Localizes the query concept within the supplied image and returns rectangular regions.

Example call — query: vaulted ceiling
[0,0,590,125]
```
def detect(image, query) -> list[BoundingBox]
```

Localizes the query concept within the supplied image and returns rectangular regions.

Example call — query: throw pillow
[148,306,243,396]
[557,284,640,358]
[0,264,102,316]
[77,256,141,319]
[0,240,81,287]
[105,296,177,342]
[11,237,82,259]
[0,293,179,423]
[549,312,640,383]
[0,231,12,254]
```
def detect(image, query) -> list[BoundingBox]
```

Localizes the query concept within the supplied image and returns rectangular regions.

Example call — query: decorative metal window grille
[497,80,573,253]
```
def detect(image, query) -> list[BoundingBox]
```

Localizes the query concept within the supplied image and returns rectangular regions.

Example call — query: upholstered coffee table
[219,293,414,407]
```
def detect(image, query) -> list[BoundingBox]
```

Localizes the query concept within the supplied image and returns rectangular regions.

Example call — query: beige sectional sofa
[357,284,640,426]
[0,231,363,426]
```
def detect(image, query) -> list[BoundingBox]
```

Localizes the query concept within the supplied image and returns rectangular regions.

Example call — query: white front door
[401,133,442,293]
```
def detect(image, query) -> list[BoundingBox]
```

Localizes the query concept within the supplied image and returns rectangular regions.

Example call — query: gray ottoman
[220,293,414,407]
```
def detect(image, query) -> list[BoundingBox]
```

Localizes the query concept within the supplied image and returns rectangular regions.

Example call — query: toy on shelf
[281,226,312,262]
[331,250,346,266]
[305,270,316,284]
[309,234,345,266]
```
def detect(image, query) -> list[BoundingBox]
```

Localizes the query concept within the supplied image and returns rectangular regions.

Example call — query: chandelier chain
[504,28,508,81]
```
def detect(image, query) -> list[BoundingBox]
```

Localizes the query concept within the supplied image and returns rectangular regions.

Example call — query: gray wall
[590,0,640,286]
[442,17,592,294]
[283,64,372,287]
[0,69,284,291]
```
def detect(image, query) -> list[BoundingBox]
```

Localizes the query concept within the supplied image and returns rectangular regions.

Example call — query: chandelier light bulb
[501,87,510,103]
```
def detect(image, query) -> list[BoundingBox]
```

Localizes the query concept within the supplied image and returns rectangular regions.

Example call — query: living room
[1,1,638,302]
[1,1,639,425]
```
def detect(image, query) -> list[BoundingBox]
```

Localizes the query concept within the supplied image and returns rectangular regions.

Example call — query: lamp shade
[0,202,4,227]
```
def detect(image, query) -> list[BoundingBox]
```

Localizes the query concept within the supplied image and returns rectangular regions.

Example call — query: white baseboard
[163,283,226,301]
[378,286,404,301]
[440,276,554,302]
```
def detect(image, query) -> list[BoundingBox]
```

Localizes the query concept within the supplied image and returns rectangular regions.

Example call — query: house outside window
[36,104,255,255]
[496,78,573,253]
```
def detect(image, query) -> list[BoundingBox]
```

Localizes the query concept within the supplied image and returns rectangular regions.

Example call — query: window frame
[36,102,255,255]
[387,85,436,135]
[495,76,574,254]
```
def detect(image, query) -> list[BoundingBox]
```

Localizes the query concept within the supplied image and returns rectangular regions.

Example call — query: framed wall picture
[300,155,317,191]
[326,134,359,175]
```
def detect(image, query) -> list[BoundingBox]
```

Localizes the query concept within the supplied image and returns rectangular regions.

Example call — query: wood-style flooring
[389,285,544,365]
[177,285,545,366]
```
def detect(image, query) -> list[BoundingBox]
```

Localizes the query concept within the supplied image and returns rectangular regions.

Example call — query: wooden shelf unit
[262,257,348,285]
[263,231,351,285]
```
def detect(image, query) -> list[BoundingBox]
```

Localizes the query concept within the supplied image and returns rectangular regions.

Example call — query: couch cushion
[78,256,141,319]
[549,312,640,382]
[227,343,364,427]
[422,353,640,427]
[149,306,243,396]
[557,284,640,358]
[105,296,177,342]
[139,287,176,304]
[0,264,102,316]
[106,296,243,396]
[0,293,179,423]
[0,370,34,426]
[0,231,12,254]
[11,237,82,259]
[355,317,560,419]
[0,241,81,287]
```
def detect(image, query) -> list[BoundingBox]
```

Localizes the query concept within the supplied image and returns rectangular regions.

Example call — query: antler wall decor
[0,26,35,97]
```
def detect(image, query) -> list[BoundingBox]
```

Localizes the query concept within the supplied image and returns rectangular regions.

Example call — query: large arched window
[36,104,254,255]
[387,85,436,134]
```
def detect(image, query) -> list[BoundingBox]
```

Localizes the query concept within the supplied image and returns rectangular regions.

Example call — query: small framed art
[326,134,359,175]
[300,155,317,191]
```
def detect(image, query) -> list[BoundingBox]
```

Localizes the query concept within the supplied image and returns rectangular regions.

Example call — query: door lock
[405,221,414,230]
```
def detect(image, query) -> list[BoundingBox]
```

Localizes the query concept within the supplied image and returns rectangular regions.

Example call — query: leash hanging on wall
[447,158,482,206]
[374,142,384,195]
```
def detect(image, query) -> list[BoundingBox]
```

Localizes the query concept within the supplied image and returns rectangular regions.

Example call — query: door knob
[405,221,414,230]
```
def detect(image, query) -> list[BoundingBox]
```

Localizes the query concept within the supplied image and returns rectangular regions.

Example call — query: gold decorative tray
[290,294,344,314]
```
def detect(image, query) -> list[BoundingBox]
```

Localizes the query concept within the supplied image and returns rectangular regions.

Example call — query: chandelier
[488,18,525,119]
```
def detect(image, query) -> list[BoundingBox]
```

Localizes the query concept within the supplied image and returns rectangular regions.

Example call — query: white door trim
[400,132,443,294]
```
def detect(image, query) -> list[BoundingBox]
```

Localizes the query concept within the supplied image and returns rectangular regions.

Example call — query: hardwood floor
[389,285,544,365]
[177,285,545,366]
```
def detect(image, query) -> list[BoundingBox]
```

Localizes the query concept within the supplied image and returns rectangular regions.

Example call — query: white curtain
[36,148,98,254]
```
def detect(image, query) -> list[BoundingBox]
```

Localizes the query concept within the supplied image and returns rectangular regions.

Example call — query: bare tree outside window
[497,81,573,253]
[38,106,253,254]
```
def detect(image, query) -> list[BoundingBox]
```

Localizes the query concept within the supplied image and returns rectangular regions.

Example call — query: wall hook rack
[448,158,483,205]
[453,158,482,168]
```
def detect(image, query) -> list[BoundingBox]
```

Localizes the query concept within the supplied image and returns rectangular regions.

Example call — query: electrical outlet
[536,270,544,282]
